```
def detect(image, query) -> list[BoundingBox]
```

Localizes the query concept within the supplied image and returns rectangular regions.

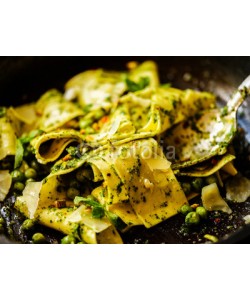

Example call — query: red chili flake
[101,116,109,123]
[214,218,221,224]
[211,158,218,165]
[62,154,72,162]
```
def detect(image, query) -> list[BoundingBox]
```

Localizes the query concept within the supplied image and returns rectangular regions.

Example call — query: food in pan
[0,61,249,243]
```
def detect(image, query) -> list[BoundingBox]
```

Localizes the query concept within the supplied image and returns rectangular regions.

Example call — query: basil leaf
[14,139,24,169]
[92,206,105,219]
[74,195,100,207]
[74,195,105,219]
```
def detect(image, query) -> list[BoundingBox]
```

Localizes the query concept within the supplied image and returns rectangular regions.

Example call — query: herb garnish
[126,77,150,92]
[74,195,105,219]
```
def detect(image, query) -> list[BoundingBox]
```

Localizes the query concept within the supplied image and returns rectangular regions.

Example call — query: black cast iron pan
[0,57,250,244]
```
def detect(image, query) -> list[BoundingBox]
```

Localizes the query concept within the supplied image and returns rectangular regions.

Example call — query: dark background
[0,57,249,106]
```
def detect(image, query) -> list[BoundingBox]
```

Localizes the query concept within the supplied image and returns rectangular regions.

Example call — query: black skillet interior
[0,57,250,243]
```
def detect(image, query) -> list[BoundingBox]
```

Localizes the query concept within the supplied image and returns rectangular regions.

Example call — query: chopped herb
[0,107,6,118]
[74,195,105,219]
[106,211,127,230]
[20,130,44,144]
[240,86,249,99]
[14,139,24,169]
[66,146,80,158]
[220,106,228,117]
[126,77,150,92]
[160,83,172,89]
[82,104,93,114]
[92,206,105,219]
[116,181,124,194]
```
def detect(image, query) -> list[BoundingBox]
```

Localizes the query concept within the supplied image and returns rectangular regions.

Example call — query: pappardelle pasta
[0,61,249,244]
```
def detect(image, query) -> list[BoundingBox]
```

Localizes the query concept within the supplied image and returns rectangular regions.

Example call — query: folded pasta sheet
[35,90,84,132]
[15,177,123,244]
[2,60,242,244]
[86,139,187,228]
[82,88,215,147]
[0,114,17,160]
[31,129,84,164]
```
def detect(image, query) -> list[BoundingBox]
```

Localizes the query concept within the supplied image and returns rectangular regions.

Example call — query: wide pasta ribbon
[31,129,84,164]
[82,138,187,228]
[15,177,123,244]
[35,89,84,132]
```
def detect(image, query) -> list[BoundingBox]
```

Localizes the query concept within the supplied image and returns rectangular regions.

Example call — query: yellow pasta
[0,60,243,244]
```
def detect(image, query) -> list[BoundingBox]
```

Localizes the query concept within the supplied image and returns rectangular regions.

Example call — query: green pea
[30,160,40,171]
[21,219,35,231]
[83,168,94,180]
[69,179,81,189]
[185,212,200,226]
[67,187,80,200]
[13,182,25,192]
[76,168,94,182]
[84,127,95,134]
[179,204,193,216]
[76,170,85,182]
[0,224,4,234]
[205,175,217,185]
[79,119,93,129]
[181,182,192,195]
[191,178,204,193]
[11,170,25,183]
[32,233,46,244]
[23,144,34,158]
[196,206,208,219]
[0,217,4,225]
[26,144,34,154]
[26,178,36,184]
[61,235,76,244]
[94,109,105,120]
[25,168,37,179]
[23,149,30,159]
